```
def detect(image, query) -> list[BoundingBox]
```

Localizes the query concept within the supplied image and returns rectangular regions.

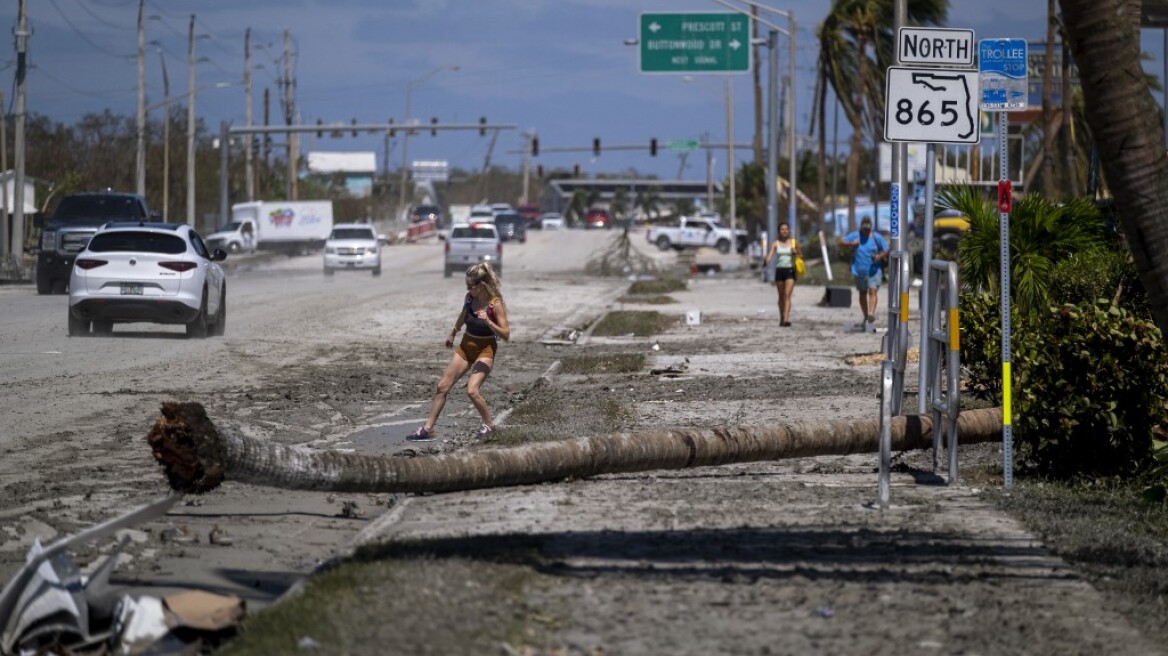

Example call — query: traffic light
[430,117,439,136]
[573,163,580,176]
[316,118,323,138]
[592,138,600,157]
[351,118,358,137]
[650,138,657,156]
[479,116,487,136]
[250,136,260,157]
[387,117,395,138]
[536,164,544,178]
[531,137,539,157]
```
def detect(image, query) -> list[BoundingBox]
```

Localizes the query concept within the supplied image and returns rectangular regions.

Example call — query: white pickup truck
[444,223,502,277]
[645,217,748,254]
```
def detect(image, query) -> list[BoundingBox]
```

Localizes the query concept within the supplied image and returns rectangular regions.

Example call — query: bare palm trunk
[1060,0,1168,334]
[147,402,1004,495]
[815,67,828,215]
[1042,0,1058,198]
[846,35,870,230]
[1060,29,1080,197]
[752,6,764,166]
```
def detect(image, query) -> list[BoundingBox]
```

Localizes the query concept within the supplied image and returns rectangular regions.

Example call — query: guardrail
[402,219,437,243]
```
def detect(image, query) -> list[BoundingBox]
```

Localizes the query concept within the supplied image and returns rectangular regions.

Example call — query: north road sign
[639,12,751,74]
[897,27,975,67]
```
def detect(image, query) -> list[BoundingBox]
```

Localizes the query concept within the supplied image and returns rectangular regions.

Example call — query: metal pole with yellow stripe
[998,111,1014,487]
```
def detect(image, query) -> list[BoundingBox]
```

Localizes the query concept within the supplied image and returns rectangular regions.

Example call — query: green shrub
[961,291,1168,479]
[1048,247,1149,319]
[958,290,1009,401]
[1014,301,1168,478]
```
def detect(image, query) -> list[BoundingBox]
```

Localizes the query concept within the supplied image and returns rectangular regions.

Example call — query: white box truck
[206,201,334,255]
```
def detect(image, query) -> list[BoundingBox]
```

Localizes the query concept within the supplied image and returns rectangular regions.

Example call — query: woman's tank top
[463,295,499,337]
[773,239,795,269]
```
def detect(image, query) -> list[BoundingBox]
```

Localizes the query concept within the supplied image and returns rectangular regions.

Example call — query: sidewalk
[351,267,1163,654]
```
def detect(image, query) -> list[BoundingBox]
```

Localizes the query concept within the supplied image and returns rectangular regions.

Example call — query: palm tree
[816,0,948,228]
[1041,0,1058,199]
[1059,0,1168,334]
[146,401,1003,495]
[937,185,1105,314]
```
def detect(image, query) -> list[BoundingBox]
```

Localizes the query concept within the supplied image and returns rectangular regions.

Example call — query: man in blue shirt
[838,216,889,327]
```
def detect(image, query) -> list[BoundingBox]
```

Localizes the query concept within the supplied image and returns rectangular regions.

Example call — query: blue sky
[4,1,1164,184]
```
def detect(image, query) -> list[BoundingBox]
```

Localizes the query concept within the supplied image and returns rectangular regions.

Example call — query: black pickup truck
[36,192,157,294]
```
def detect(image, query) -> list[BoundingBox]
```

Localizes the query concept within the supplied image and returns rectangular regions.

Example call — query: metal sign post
[979,37,1027,487]
[997,117,1014,487]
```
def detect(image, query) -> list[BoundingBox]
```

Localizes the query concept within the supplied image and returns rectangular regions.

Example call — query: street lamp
[186,15,213,227]
[146,75,233,222]
[683,75,738,245]
[712,0,796,280]
[397,64,458,216]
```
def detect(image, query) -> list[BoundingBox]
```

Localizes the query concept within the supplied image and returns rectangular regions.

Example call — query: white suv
[323,223,382,276]
[68,222,227,338]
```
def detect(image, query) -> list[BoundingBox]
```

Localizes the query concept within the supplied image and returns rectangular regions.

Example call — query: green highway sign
[639,12,751,74]
[668,139,700,152]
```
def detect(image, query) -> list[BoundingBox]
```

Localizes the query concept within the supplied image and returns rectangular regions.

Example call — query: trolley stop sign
[979,38,1028,111]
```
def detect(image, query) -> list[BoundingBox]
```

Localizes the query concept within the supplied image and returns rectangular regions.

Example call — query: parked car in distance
[493,212,527,243]
[444,222,502,277]
[323,223,382,276]
[539,212,564,230]
[517,204,541,227]
[585,208,611,229]
[67,222,226,338]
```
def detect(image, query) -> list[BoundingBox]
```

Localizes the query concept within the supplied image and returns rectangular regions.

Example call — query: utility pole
[725,77,736,243]
[751,5,763,165]
[1,91,7,255]
[704,132,713,209]
[12,0,28,262]
[135,0,146,196]
[262,87,270,198]
[244,28,254,201]
[186,14,197,227]
[521,131,533,204]
[160,52,170,220]
[283,30,297,200]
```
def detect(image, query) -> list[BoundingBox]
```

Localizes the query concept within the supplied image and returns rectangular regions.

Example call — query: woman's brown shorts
[456,334,497,363]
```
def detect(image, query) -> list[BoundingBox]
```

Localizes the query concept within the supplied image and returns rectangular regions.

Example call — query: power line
[33,65,135,100]
[45,0,134,60]
[68,0,134,32]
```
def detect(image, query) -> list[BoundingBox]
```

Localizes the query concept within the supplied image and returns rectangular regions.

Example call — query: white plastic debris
[115,595,169,655]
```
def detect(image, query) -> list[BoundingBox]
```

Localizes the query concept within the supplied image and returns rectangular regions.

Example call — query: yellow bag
[793,240,805,278]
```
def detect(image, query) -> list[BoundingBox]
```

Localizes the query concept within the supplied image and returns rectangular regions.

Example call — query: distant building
[305,151,377,198]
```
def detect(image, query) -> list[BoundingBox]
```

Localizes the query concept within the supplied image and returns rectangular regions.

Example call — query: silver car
[323,223,382,276]
[67,222,227,338]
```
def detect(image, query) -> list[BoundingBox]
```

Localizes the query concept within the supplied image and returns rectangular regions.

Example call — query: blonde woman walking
[409,262,510,441]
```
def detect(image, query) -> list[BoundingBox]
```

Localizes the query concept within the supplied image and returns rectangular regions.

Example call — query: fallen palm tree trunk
[147,402,1005,494]
[147,402,1004,495]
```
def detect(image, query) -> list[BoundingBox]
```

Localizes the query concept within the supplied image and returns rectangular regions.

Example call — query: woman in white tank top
[763,223,801,327]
